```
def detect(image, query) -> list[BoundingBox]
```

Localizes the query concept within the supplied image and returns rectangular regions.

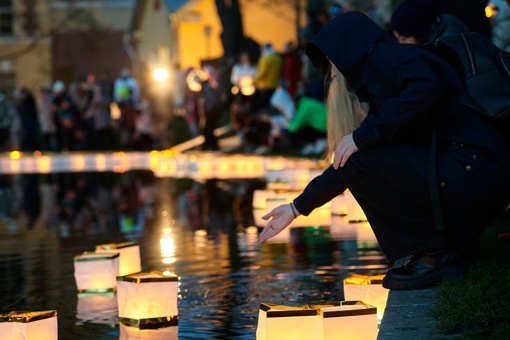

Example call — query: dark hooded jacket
[293,11,510,258]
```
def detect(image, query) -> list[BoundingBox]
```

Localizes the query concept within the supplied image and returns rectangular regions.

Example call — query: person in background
[230,51,258,92]
[16,88,40,151]
[200,65,227,151]
[259,11,510,290]
[391,0,468,45]
[134,101,154,150]
[281,41,302,97]
[253,43,283,110]
[52,80,79,151]
[286,95,327,156]
[268,84,296,149]
[114,68,140,149]
[37,86,57,151]
[0,93,13,151]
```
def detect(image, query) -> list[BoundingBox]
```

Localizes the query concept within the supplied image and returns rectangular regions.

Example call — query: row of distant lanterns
[0,158,390,339]
[0,150,321,179]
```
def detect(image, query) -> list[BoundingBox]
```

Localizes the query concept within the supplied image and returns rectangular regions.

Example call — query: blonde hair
[326,65,366,158]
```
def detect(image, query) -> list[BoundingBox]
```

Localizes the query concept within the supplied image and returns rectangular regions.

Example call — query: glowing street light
[153,68,169,82]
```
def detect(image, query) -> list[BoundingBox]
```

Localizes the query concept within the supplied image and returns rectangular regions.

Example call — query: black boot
[382,248,467,290]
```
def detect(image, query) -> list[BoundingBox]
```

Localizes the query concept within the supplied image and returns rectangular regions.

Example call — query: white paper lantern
[319,301,378,340]
[343,274,389,322]
[117,271,179,329]
[0,310,58,340]
[74,252,120,293]
[256,303,322,340]
[95,242,141,276]
[256,301,377,340]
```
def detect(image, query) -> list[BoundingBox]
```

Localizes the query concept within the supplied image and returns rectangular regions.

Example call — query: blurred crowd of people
[172,0,510,156]
[0,68,155,153]
[1,0,508,157]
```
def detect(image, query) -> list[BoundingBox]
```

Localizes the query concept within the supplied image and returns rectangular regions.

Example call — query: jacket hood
[306,11,391,90]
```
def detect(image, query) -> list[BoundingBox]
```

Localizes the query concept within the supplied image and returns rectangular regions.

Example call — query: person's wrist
[290,202,299,219]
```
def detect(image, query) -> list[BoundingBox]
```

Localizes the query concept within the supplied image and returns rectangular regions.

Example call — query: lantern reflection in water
[76,292,118,326]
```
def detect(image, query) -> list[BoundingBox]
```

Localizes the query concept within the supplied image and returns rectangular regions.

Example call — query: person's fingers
[259,224,276,243]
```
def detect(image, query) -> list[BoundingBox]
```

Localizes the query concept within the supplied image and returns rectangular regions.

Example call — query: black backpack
[433,32,510,120]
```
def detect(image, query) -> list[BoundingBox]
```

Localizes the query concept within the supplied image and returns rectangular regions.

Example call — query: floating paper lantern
[117,271,179,329]
[95,242,141,276]
[0,310,57,340]
[256,301,378,340]
[256,303,321,340]
[343,274,389,322]
[319,301,378,340]
[74,252,120,293]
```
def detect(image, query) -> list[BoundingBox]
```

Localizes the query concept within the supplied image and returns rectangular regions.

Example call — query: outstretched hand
[333,133,358,169]
[259,204,296,243]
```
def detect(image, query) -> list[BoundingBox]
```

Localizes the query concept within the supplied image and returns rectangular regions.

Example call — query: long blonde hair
[326,64,366,157]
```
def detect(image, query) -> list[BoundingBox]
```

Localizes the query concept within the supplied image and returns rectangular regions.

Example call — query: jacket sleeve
[353,53,447,150]
[293,165,346,216]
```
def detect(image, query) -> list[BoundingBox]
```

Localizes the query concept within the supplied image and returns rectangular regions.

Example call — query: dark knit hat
[390,0,441,38]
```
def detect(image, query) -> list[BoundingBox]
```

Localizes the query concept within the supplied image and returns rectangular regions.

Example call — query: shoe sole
[382,263,465,290]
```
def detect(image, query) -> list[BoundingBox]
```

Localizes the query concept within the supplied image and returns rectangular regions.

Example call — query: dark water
[0,170,388,339]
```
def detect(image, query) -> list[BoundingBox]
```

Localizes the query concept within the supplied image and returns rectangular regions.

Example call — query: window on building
[0,0,14,36]
[0,72,16,101]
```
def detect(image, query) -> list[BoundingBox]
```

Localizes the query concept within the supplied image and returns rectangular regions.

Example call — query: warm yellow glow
[186,69,207,92]
[231,85,239,95]
[9,161,20,173]
[195,229,207,236]
[153,68,169,82]
[72,156,85,171]
[238,75,256,96]
[9,151,22,160]
[37,156,51,173]
[241,85,256,96]
[162,257,176,264]
[96,154,106,171]
[485,5,496,18]
[110,102,121,120]
[160,236,175,258]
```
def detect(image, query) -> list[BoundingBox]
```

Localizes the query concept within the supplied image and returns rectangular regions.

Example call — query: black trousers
[341,148,452,262]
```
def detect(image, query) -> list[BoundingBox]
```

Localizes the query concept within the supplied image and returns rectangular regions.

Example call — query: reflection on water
[0,170,388,339]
